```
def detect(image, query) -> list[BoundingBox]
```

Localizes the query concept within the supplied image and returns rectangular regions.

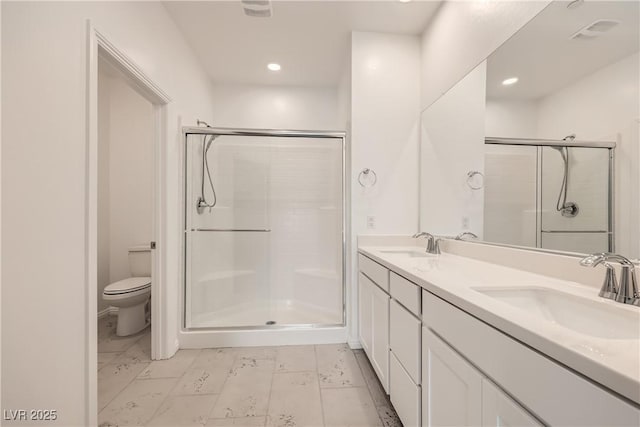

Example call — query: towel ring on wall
[466,171,484,190]
[358,168,378,188]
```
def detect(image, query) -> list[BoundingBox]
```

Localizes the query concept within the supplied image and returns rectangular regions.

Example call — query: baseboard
[98,306,119,319]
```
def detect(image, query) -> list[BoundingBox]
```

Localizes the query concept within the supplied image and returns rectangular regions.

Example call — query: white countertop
[358,244,640,406]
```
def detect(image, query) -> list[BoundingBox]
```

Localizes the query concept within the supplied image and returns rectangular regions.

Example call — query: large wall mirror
[420,0,640,258]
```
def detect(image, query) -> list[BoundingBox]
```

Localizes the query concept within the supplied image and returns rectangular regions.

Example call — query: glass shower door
[184,132,344,329]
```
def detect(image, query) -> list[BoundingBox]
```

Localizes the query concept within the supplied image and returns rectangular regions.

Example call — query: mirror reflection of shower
[552,134,579,218]
[483,137,614,254]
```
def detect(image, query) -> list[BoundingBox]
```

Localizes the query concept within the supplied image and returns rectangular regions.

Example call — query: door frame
[85,21,171,425]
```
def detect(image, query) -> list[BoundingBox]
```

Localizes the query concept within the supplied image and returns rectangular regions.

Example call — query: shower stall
[183,127,346,331]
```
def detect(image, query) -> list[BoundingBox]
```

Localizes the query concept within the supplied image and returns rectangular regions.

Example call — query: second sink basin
[379,249,432,258]
[474,287,640,340]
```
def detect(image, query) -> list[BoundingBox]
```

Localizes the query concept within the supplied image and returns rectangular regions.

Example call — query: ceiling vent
[569,19,620,40]
[242,0,273,18]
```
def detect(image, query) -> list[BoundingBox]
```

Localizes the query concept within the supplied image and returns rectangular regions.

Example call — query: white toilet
[103,245,151,336]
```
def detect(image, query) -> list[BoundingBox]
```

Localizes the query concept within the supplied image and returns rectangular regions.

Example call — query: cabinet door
[422,327,482,427]
[390,351,421,427]
[390,299,421,384]
[358,273,372,355]
[370,281,390,393]
[482,380,542,427]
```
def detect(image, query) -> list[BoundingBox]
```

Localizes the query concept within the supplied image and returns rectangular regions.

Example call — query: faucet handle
[432,238,443,255]
[599,262,618,300]
[616,265,640,306]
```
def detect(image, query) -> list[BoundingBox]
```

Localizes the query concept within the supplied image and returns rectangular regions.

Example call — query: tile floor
[98,316,402,427]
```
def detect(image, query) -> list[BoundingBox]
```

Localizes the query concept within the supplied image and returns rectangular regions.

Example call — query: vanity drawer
[390,272,421,316]
[390,350,421,427]
[358,254,389,292]
[390,299,421,384]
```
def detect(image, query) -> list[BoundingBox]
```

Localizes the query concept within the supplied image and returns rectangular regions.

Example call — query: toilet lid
[104,277,151,295]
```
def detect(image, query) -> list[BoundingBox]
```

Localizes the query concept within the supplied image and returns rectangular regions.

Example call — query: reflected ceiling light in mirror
[267,63,281,71]
[502,77,519,86]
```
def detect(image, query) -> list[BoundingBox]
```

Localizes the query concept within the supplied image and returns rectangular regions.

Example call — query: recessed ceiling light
[502,77,519,86]
[398,0,412,3]
[267,63,281,71]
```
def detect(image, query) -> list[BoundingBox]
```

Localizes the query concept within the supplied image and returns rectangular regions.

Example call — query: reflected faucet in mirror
[455,232,478,241]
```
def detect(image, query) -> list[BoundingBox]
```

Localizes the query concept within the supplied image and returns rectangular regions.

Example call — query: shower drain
[265,320,276,325]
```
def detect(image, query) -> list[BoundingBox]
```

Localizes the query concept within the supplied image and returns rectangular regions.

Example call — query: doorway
[87,25,170,425]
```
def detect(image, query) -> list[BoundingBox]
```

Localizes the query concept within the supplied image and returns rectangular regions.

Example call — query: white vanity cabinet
[358,256,390,392]
[358,248,640,427]
[482,379,542,427]
[389,297,421,427]
[422,289,640,427]
[421,326,482,427]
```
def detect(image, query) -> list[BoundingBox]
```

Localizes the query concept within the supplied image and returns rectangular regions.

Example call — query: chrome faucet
[412,232,438,254]
[455,232,478,241]
[580,253,640,306]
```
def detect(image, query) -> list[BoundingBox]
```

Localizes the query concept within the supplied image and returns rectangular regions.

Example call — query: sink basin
[474,287,640,340]
[379,250,432,258]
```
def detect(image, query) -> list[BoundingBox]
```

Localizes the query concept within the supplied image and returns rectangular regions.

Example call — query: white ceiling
[163,0,441,87]
[487,0,639,101]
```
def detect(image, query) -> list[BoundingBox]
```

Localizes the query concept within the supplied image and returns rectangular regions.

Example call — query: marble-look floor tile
[137,332,152,356]
[353,350,388,407]
[138,349,201,379]
[274,345,317,373]
[206,417,267,426]
[210,357,274,419]
[376,405,402,427]
[321,387,382,427]
[173,349,236,396]
[316,344,365,388]
[98,378,177,426]
[233,347,277,361]
[98,316,117,339]
[98,352,122,371]
[266,371,323,427]
[98,328,147,353]
[99,360,150,411]
[146,394,218,426]
[113,341,152,366]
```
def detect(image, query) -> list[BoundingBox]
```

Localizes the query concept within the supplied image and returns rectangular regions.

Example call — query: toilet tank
[128,245,151,277]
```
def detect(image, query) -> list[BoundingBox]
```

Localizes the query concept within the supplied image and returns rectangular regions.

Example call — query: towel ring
[358,168,377,188]
[466,171,484,190]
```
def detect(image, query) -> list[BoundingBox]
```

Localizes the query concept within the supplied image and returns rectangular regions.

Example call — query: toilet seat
[104,277,151,295]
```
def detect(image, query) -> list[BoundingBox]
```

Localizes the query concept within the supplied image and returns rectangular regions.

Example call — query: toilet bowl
[103,245,151,336]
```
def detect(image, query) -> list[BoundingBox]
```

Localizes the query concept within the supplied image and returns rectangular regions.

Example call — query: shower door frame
[182,126,348,331]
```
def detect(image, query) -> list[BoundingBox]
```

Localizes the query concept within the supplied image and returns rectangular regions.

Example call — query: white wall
[209,83,340,130]
[2,2,216,425]
[485,99,538,138]
[420,61,487,238]
[350,31,421,342]
[97,72,154,313]
[420,0,550,110]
